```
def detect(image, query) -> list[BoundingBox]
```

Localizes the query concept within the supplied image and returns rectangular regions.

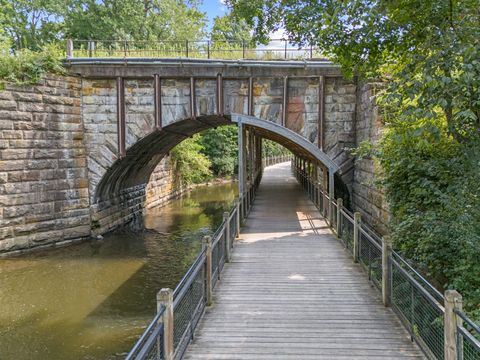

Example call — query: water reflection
[0,182,237,360]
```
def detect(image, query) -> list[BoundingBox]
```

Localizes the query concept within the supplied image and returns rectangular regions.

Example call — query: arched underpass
[92,113,350,237]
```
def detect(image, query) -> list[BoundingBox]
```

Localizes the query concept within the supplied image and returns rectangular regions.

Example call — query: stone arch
[95,114,342,203]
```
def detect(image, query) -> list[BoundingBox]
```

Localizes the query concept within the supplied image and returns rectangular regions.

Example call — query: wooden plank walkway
[185,162,424,360]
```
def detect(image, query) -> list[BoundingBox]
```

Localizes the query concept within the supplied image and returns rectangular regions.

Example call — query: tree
[200,125,238,177]
[228,0,480,318]
[211,13,252,45]
[63,0,207,42]
[170,135,212,186]
[0,0,64,50]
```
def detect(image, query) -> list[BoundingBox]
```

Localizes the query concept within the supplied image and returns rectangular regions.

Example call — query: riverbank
[0,182,238,360]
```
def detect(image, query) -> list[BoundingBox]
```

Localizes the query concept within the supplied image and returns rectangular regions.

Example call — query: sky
[199,0,229,31]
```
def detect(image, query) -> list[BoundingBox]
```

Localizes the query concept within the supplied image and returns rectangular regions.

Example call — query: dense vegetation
[0,0,251,84]
[228,0,480,318]
[170,125,290,187]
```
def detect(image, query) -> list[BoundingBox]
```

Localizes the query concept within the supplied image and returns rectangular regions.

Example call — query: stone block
[0,100,17,110]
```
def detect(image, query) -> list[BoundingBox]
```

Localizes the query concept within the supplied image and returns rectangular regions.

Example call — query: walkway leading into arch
[185,163,424,360]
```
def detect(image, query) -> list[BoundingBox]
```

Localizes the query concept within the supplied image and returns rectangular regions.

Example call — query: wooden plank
[185,163,424,360]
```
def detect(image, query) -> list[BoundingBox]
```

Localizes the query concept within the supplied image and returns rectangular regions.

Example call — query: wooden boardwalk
[185,163,424,360]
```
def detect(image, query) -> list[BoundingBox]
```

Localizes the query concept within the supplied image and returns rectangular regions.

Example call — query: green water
[0,183,237,360]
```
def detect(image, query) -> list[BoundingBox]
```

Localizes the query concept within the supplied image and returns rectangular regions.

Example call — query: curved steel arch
[231,114,339,174]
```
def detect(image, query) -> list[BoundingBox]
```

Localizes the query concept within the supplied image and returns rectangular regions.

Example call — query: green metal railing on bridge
[65,39,325,60]
[293,162,480,360]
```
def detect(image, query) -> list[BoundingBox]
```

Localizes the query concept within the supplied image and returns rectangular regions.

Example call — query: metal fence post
[157,288,174,360]
[66,39,73,58]
[224,211,231,262]
[336,198,343,238]
[353,212,361,262]
[236,200,241,237]
[317,183,321,210]
[444,290,463,360]
[382,236,392,306]
[204,235,213,306]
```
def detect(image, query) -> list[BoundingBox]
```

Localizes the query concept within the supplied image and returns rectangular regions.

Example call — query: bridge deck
[185,163,424,359]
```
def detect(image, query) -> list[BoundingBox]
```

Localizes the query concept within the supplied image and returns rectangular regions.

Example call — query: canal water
[0,183,238,360]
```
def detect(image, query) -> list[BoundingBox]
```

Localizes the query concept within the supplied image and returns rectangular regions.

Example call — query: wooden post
[382,236,392,306]
[66,39,73,58]
[157,288,174,360]
[353,212,361,262]
[336,198,343,238]
[322,166,328,217]
[317,182,321,210]
[204,235,213,306]
[444,290,463,360]
[224,211,231,262]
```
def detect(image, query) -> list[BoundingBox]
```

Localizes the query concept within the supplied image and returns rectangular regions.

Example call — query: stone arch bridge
[0,59,383,254]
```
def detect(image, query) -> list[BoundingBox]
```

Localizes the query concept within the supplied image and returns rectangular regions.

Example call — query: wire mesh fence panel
[331,201,338,234]
[391,257,445,360]
[458,325,480,360]
[340,209,355,254]
[456,310,480,360]
[211,238,220,289]
[358,228,382,290]
[173,263,206,359]
[217,229,226,275]
[229,214,237,246]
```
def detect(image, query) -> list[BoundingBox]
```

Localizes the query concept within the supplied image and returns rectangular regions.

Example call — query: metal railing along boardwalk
[293,162,480,360]
[65,39,324,60]
[126,158,294,360]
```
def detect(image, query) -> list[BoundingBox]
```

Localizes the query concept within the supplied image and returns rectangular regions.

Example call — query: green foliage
[0,42,64,85]
[0,0,64,50]
[228,0,480,318]
[170,135,212,186]
[262,139,290,158]
[199,125,238,177]
[211,13,252,45]
[64,0,207,42]
[378,120,480,318]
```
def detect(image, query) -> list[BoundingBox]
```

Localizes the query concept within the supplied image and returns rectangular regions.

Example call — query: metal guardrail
[455,310,480,360]
[66,39,323,60]
[126,170,262,360]
[261,155,292,168]
[292,163,480,360]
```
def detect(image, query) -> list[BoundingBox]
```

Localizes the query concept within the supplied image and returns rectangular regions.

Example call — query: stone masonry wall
[145,155,184,209]
[0,76,183,254]
[352,82,388,233]
[0,75,90,253]
[324,78,357,190]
